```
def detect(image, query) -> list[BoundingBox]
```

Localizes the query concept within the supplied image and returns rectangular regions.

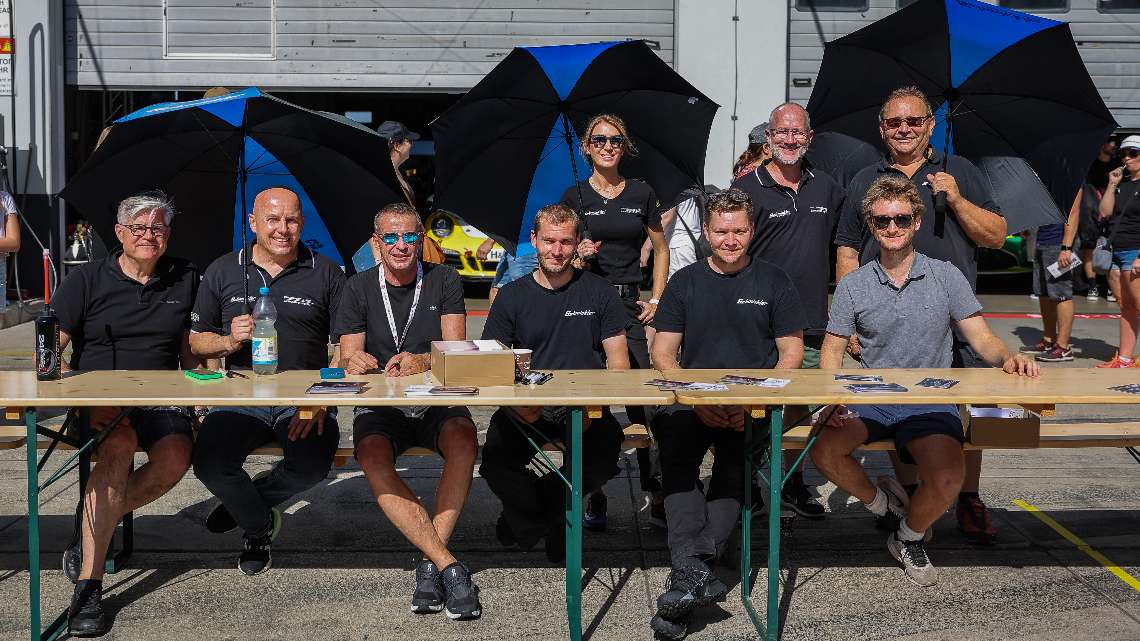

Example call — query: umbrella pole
[560,114,590,240]
[239,128,251,315]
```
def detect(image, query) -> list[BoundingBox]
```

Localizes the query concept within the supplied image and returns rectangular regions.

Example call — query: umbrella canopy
[60,88,404,272]
[805,0,1116,233]
[431,40,718,253]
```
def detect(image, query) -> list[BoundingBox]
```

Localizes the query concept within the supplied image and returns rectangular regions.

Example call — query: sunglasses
[868,214,916,230]
[881,115,930,130]
[588,135,625,149]
[378,231,420,245]
[1122,149,1140,159]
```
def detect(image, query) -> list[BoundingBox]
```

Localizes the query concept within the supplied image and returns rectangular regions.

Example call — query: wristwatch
[1060,244,1072,251]
[648,298,660,305]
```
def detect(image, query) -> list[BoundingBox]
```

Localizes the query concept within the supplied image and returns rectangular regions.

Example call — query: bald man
[190,186,345,576]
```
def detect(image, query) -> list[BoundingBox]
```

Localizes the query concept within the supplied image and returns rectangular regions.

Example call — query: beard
[538,254,572,276]
[772,145,808,166]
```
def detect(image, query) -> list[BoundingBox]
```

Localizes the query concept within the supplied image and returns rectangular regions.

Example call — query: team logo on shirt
[190,312,200,323]
[282,296,315,307]
[160,299,182,304]
[429,305,437,311]
[770,210,792,219]
[736,298,768,306]
[564,309,596,317]
[810,206,828,214]
[620,207,642,214]
[228,295,257,304]
[583,209,605,216]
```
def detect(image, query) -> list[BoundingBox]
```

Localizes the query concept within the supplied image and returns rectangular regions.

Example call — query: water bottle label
[252,337,277,365]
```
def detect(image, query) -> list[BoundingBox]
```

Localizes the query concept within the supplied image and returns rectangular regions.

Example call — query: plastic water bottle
[251,287,278,376]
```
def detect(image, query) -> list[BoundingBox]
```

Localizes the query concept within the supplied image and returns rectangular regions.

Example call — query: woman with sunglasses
[561,113,670,531]
[1096,135,1140,368]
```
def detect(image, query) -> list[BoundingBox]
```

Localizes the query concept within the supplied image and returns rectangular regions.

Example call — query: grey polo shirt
[827,252,982,369]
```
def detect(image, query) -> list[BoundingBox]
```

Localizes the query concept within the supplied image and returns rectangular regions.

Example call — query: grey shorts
[1033,246,1073,301]
[353,406,473,457]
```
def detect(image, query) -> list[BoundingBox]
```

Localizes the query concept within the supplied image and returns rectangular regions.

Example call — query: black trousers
[619,294,661,492]
[479,407,623,544]
[651,406,756,503]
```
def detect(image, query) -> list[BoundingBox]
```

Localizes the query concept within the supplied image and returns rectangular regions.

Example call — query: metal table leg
[565,408,584,641]
[739,406,785,641]
[26,408,40,641]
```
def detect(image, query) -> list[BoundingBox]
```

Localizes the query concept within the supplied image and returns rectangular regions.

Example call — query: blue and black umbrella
[431,40,718,253]
[60,88,404,278]
[806,0,1116,233]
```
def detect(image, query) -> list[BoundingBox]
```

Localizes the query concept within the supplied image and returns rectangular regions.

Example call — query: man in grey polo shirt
[812,175,1038,587]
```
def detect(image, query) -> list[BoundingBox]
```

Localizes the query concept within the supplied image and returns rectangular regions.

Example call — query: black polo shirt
[560,179,661,286]
[835,150,1002,290]
[332,262,466,364]
[54,252,199,371]
[191,245,345,370]
[653,258,806,369]
[731,160,843,335]
[481,270,628,370]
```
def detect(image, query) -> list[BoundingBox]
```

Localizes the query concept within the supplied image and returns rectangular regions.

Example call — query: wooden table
[3,369,672,641]
[666,367,1140,641]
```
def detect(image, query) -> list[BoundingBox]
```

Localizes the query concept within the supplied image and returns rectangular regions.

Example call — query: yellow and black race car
[425,210,504,281]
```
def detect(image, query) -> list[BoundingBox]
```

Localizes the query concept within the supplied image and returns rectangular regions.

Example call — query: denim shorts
[492,252,538,288]
[1111,248,1139,271]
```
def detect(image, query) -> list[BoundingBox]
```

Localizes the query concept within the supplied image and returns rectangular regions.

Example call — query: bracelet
[648,298,660,305]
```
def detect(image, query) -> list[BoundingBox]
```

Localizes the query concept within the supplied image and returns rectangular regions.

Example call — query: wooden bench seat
[780,421,1140,450]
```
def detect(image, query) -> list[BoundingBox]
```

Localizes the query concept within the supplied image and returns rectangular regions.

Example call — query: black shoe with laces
[650,612,689,640]
[239,534,273,576]
[62,540,82,584]
[411,559,445,614]
[655,556,724,621]
[781,475,825,519]
[440,562,482,620]
[68,579,110,637]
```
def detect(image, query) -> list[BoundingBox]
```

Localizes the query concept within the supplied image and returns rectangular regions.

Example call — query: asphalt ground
[0,288,1138,640]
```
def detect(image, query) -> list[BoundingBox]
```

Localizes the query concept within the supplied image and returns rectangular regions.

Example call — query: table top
[0,369,673,408]
[664,368,1140,406]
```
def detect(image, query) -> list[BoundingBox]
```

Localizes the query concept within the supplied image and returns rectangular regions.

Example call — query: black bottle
[35,307,61,381]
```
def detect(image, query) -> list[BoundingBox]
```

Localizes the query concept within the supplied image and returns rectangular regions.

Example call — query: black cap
[376,120,421,143]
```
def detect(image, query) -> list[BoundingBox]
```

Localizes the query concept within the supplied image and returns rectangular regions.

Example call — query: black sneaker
[238,509,281,576]
[440,562,482,620]
[68,579,110,638]
[650,613,689,640]
[781,475,825,519]
[62,540,82,584]
[411,559,445,614]
[1036,344,1074,362]
[1019,340,1053,355]
[655,556,724,622]
[583,490,608,532]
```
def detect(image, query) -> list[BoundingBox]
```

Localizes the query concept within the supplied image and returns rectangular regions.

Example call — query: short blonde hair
[533,203,580,236]
[861,175,925,219]
[879,86,933,121]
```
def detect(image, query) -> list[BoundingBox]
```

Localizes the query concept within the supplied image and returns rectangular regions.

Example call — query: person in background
[0,191,20,310]
[732,123,771,180]
[1096,135,1140,369]
[561,113,668,533]
[1020,191,1082,362]
[1081,137,1117,300]
[479,238,537,307]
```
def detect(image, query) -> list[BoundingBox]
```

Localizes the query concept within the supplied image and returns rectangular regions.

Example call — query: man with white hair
[53,191,201,636]
[730,102,844,518]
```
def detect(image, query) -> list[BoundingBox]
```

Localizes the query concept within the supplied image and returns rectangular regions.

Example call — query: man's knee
[438,418,478,463]
[810,426,858,467]
[356,434,397,470]
[147,433,194,482]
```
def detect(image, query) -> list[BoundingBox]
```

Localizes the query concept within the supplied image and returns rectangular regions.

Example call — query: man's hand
[845,335,862,360]
[1058,249,1074,268]
[694,405,733,428]
[228,314,254,352]
[725,406,746,431]
[475,238,495,261]
[384,352,428,377]
[1107,166,1124,188]
[576,239,602,260]
[287,408,326,442]
[1002,353,1040,378]
[636,300,657,324]
[927,172,962,206]
[344,350,380,375]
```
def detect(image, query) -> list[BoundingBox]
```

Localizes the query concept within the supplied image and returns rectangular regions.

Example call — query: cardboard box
[967,407,1040,448]
[430,340,515,387]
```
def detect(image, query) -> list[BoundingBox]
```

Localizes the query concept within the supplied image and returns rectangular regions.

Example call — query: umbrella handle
[934,191,947,238]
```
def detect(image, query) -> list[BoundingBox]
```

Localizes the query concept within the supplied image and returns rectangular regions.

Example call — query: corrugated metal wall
[787,0,1140,128]
[65,0,675,91]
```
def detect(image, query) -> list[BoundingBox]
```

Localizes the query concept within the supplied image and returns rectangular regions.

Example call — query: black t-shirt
[1087,157,1114,194]
[55,252,199,371]
[560,179,661,285]
[731,161,844,334]
[653,258,807,370]
[481,270,628,370]
[191,245,345,370]
[835,150,1002,291]
[333,262,465,364]
[1110,179,1140,250]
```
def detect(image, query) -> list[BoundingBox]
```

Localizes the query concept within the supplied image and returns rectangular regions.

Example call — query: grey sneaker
[411,559,445,614]
[874,476,910,532]
[887,532,939,587]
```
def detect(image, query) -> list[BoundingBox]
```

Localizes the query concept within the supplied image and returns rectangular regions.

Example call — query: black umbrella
[431,40,718,253]
[60,88,405,281]
[805,0,1116,234]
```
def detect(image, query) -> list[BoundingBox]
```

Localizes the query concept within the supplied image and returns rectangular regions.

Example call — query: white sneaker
[874,476,910,530]
[1108,292,1117,303]
[1086,286,1100,301]
[887,532,939,587]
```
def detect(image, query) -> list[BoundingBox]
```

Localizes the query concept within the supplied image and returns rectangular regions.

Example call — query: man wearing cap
[190,186,345,576]
[733,123,770,180]
[377,120,421,208]
[834,85,1007,544]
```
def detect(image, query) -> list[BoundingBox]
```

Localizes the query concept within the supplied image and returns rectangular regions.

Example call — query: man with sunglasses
[332,202,482,620]
[54,192,201,636]
[730,102,844,519]
[190,186,345,576]
[815,175,1037,588]
[834,86,1006,545]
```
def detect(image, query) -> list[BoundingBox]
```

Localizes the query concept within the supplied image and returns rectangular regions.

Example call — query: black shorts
[352,406,473,457]
[92,407,193,453]
[863,412,964,465]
